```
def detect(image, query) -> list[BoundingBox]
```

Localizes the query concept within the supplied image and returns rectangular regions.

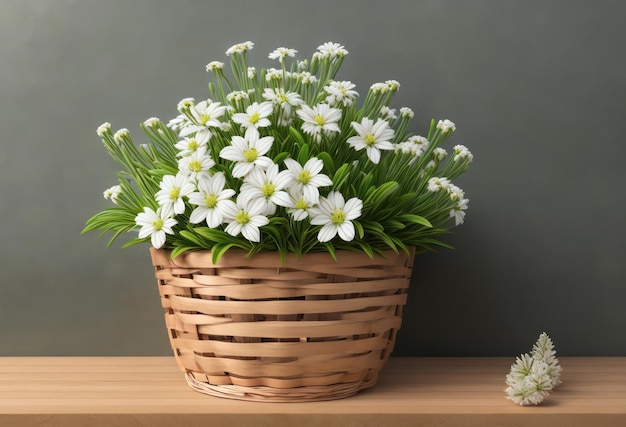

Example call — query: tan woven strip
[177,351,382,377]
[171,335,390,358]
[167,293,407,315]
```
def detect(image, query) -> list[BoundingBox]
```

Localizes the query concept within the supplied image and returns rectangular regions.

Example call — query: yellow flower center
[364,133,377,146]
[313,114,326,126]
[152,218,164,231]
[188,139,199,151]
[330,209,346,225]
[169,187,180,200]
[295,199,309,210]
[248,112,261,124]
[297,170,311,184]
[200,113,211,125]
[261,183,275,197]
[243,148,258,162]
[204,194,218,208]
[235,211,250,224]
[188,160,203,173]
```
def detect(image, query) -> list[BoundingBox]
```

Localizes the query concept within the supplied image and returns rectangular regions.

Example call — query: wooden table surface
[1,357,625,426]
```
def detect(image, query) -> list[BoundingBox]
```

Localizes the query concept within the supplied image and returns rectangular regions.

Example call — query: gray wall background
[1,0,624,357]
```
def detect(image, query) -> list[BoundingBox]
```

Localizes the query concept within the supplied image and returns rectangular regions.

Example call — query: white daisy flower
[263,88,303,117]
[269,47,297,62]
[135,207,177,249]
[232,101,273,130]
[437,119,456,133]
[176,97,195,113]
[188,172,236,228]
[400,107,414,119]
[226,41,254,56]
[285,189,314,221]
[247,67,256,79]
[178,146,215,185]
[175,132,210,157]
[206,61,224,72]
[265,67,283,82]
[167,114,190,133]
[103,185,121,204]
[316,42,348,59]
[113,128,130,143]
[283,157,333,204]
[296,103,342,142]
[385,79,400,91]
[96,122,111,137]
[222,196,269,242]
[370,83,388,94]
[427,177,451,192]
[324,80,358,107]
[155,173,195,217]
[379,106,397,121]
[239,164,292,215]
[453,145,474,162]
[309,191,362,242]
[298,71,317,85]
[408,135,429,148]
[180,100,228,139]
[449,198,468,226]
[347,117,395,164]
[219,128,274,178]
[433,148,448,162]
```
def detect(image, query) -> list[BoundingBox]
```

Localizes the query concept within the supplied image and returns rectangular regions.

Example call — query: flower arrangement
[83,41,473,262]
[505,332,562,405]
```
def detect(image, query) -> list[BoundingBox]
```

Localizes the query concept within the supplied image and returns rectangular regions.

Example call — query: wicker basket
[150,247,414,402]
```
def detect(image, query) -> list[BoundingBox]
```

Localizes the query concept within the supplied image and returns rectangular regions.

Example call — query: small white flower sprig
[84,41,473,263]
[505,332,562,406]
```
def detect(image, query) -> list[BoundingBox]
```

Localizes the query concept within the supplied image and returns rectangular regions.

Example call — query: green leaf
[120,237,147,249]
[398,214,433,228]
[356,240,374,259]
[273,151,291,165]
[194,227,232,244]
[317,152,335,175]
[289,126,306,146]
[297,143,310,165]
[211,243,238,264]
[353,220,364,239]
[170,245,194,259]
[323,242,337,262]
[332,163,350,190]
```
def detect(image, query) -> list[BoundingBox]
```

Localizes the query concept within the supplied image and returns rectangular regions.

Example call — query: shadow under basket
[150,247,414,402]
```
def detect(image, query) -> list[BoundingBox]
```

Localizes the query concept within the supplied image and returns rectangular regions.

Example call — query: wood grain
[1,357,625,426]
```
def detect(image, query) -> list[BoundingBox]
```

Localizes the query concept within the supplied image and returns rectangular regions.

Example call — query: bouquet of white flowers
[84,41,472,262]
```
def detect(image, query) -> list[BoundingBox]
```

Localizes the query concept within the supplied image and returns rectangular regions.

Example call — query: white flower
[113,128,129,143]
[180,100,228,139]
[309,191,362,242]
[532,333,562,388]
[370,83,388,94]
[269,47,297,61]
[379,106,397,121]
[135,207,177,249]
[447,184,465,202]
[400,107,414,119]
[298,71,317,85]
[408,135,429,148]
[296,103,342,141]
[168,114,189,133]
[175,132,210,157]
[232,101,273,130]
[347,117,395,164]
[433,148,448,162]
[96,122,111,137]
[222,196,269,242]
[285,189,314,221]
[453,144,474,162]
[206,61,224,72]
[155,173,195,217]
[178,147,215,184]
[226,41,254,56]
[247,67,256,79]
[324,80,358,107]
[143,117,160,128]
[226,90,250,103]
[437,119,456,133]
[449,198,468,225]
[283,157,333,204]
[316,42,348,59]
[177,97,195,113]
[103,185,121,204]
[188,172,236,228]
[240,164,292,215]
[219,127,274,178]
[263,88,303,117]
[385,80,400,91]
[427,177,451,192]
[505,354,552,406]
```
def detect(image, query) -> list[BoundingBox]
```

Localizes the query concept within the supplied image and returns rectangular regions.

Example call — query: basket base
[184,372,378,402]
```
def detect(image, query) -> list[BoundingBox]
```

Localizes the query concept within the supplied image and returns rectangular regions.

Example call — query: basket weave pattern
[150,247,414,402]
